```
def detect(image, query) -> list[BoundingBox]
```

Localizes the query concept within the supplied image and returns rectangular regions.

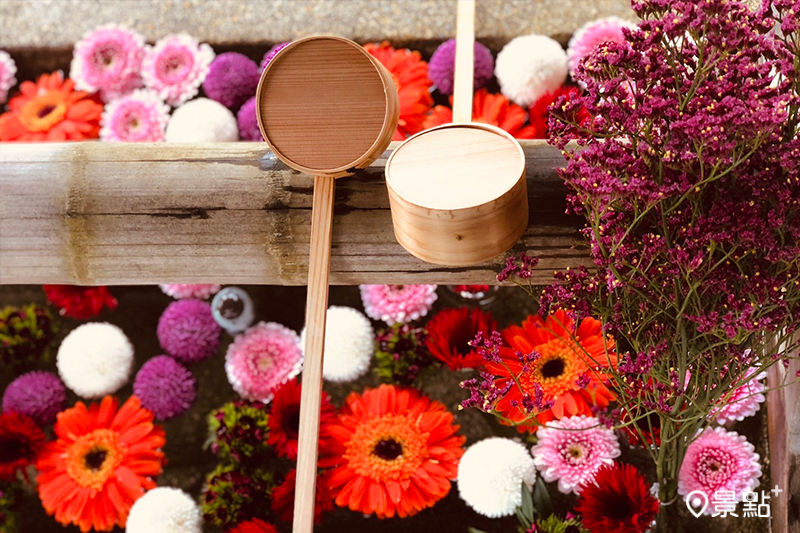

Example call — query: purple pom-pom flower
[428,39,494,95]
[133,355,197,421]
[2,371,67,426]
[260,42,290,73]
[157,299,221,364]
[202,52,260,111]
[237,96,263,141]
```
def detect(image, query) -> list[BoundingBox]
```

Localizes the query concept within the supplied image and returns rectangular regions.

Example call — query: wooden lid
[256,36,398,178]
[385,123,525,210]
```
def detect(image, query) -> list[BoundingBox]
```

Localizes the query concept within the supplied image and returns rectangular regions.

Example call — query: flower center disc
[66,428,125,490]
[345,414,429,481]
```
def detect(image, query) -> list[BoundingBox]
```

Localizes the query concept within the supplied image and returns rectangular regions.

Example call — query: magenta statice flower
[0,50,17,104]
[157,299,222,364]
[530,415,620,494]
[160,284,221,300]
[2,371,66,426]
[678,427,762,512]
[567,16,635,79]
[260,42,290,73]
[710,367,767,425]
[202,52,259,111]
[359,284,438,325]
[428,39,494,95]
[100,90,169,142]
[224,321,303,402]
[69,24,145,102]
[237,96,262,141]
[142,34,214,107]
[133,355,197,421]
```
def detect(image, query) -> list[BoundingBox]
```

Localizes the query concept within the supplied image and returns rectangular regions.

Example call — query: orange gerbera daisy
[364,42,433,140]
[36,396,166,532]
[485,310,617,431]
[322,384,465,518]
[0,71,102,142]
[423,88,537,139]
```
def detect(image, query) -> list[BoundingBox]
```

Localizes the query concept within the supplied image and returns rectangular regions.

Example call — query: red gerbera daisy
[425,307,497,370]
[485,309,617,430]
[43,285,118,320]
[323,384,465,518]
[0,71,102,141]
[271,468,335,524]
[528,85,590,139]
[575,462,660,533]
[0,412,46,481]
[36,396,166,532]
[267,378,336,460]
[228,518,279,533]
[423,88,537,139]
[364,42,433,140]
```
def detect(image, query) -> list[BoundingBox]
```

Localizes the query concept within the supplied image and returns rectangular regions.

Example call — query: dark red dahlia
[619,403,662,447]
[43,285,118,320]
[425,307,497,370]
[0,412,46,481]
[271,468,334,524]
[575,462,659,533]
[267,378,336,460]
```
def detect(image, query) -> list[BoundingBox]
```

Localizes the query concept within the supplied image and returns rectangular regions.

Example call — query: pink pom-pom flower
[160,284,221,300]
[142,34,214,107]
[157,299,222,364]
[0,50,17,104]
[69,24,145,102]
[709,367,767,425]
[567,16,636,79]
[100,90,169,142]
[359,284,438,325]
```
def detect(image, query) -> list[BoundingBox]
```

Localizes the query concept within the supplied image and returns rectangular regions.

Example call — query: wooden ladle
[255,36,399,533]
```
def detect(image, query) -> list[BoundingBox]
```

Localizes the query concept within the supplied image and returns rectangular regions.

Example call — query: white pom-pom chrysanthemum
[57,323,134,398]
[165,98,238,142]
[125,487,202,533]
[495,34,568,107]
[301,306,374,383]
[457,437,537,518]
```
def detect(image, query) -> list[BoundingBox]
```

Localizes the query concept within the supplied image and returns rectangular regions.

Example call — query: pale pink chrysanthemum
[531,415,620,495]
[678,427,762,512]
[160,284,221,300]
[142,34,214,107]
[0,50,17,104]
[224,322,303,403]
[567,17,636,78]
[69,24,145,102]
[710,367,767,425]
[100,90,169,142]
[359,284,438,325]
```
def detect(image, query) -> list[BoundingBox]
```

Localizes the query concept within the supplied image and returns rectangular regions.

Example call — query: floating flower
[133,355,197,421]
[37,396,166,532]
[567,17,635,79]
[230,518,279,533]
[202,52,260,110]
[323,384,465,518]
[301,306,374,383]
[374,323,432,385]
[271,469,335,524]
[531,415,620,494]
[142,33,214,106]
[43,284,118,320]
[425,307,497,370]
[201,464,275,529]
[486,309,617,429]
[2,371,67,426]
[0,412,45,481]
[160,283,221,300]
[495,34,568,107]
[237,96,263,141]
[528,85,589,139]
[677,427,762,511]
[260,42,289,72]
[207,399,270,462]
[0,304,54,372]
[69,24,145,101]
[710,367,767,425]
[268,378,336,460]
[0,71,103,141]
[575,462,659,533]
[0,50,17,104]
[364,42,433,140]
[423,88,537,138]
[457,437,536,518]
[359,284,438,325]
[428,38,494,95]
[157,299,221,364]
[165,97,239,142]
[100,89,169,141]
[224,322,303,402]
[57,323,134,398]
[126,487,202,533]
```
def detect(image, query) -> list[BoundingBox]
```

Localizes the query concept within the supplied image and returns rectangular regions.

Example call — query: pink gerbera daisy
[678,427,762,512]
[567,17,636,79]
[530,415,620,494]
[160,284,221,300]
[142,34,214,107]
[710,367,767,425]
[100,90,169,142]
[359,284,438,325]
[224,322,303,403]
[0,50,17,104]
[70,25,145,102]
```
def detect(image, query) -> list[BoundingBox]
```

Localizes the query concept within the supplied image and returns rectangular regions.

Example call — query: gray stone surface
[0,0,637,48]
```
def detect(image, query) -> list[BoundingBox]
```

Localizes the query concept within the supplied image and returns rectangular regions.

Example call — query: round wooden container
[385,122,528,266]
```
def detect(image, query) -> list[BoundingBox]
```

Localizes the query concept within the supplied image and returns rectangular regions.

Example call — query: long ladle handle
[452,0,476,123]
[293,175,335,533]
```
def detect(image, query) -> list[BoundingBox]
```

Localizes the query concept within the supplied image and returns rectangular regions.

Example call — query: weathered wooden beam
[0,140,588,286]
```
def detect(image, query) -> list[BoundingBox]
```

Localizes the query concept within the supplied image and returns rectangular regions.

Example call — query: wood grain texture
[0,141,587,285]
[452,0,475,123]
